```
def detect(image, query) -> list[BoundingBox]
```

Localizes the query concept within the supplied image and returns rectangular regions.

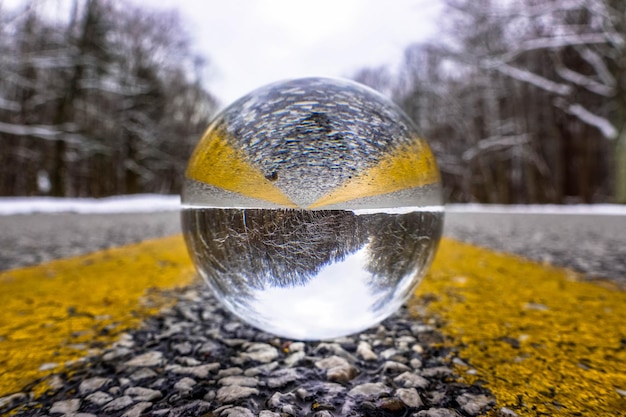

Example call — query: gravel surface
[7,283,494,417]
[1,209,624,416]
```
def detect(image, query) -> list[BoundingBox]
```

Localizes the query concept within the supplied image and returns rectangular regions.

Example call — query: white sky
[4,0,444,105]
[164,0,444,105]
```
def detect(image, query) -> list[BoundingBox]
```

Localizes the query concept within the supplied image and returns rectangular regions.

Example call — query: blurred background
[1,0,625,204]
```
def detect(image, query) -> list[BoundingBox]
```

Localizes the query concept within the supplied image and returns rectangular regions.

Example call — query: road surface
[1,210,624,285]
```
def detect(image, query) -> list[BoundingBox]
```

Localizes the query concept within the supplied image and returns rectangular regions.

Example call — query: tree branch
[556,65,615,96]
[579,46,616,88]
[0,121,85,143]
[554,99,618,139]
[463,134,530,161]
[484,60,573,96]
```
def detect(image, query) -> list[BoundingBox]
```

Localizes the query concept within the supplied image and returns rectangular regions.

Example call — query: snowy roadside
[0,194,625,216]
[446,203,626,215]
[0,194,181,215]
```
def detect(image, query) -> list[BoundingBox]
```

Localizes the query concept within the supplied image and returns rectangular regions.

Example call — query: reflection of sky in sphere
[181,207,444,340]
[185,78,441,210]
[212,78,420,207]
[253,248,375,340]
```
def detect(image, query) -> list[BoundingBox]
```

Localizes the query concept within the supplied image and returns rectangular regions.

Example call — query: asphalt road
[1,209,625,417]
[1,210,624,286]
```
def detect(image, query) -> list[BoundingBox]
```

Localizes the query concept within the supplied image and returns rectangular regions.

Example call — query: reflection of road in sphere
[182,77,444,340]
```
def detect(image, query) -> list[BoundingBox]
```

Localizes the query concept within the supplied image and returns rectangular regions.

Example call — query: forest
[0,0,218,197]
[1,0,625,204]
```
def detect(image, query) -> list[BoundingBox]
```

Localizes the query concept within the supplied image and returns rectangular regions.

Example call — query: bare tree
[0,0,218,197]
[383,0,624,203]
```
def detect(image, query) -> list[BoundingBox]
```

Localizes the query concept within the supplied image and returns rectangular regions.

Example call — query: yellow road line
[413,238,626,416]
[309,138,440,209]
[1,235,624,416]
[186,130,296,207]
[0,236,195,399]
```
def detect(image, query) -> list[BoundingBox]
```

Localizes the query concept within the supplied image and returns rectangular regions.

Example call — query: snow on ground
[0,194,625,215]
[0,194,180,215]
[445,203,626,215]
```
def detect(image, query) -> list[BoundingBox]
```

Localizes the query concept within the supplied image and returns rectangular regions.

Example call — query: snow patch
[0,195,624,216]
[446,203,626,216]
[0,194,180,215]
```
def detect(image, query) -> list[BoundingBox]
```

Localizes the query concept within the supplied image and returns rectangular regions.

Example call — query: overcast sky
[6,0,443,105]
[148,0,444,105]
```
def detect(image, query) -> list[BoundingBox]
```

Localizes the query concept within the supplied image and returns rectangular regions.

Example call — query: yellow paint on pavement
[0,235,195,399]
[414,238,626,416]
[2,234,624,417]
[309,138,440,208]
[186,130,296,207]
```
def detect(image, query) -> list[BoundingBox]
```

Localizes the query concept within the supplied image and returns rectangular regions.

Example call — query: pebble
[410,358,423,369]
[243,361,279,376]
[457,393,495,416]
[288,342,305,352]
[394,371,430,389]
[380,348,398,359]
[396,387,424,408]
[38,362,59,371]
[348,382,391,399]
[102,395,133,412]
[326,364,358,383]
[176,356,201,366]
[85,391,113,406]
[165,363,220,378]
[129,368,157,381]
[415,408,460,417]
[218,367,243,377]
[123,351,163,367]
[315,355,350,370]
[49,399,80,414]
[221,406,255,417]
[284,350,306,366]
[499,407,520,416]
[121,401,152,417]
[357,341,377,361]
[124,387,162,402]
[315,355,358,382]
[381,360,411,374]
[315,342,357,362]
[5,284,495,417]
[216,386,260,403]
[241,343,279,363]
[259,411,281,417]
[102,347,132,362]
[266,368,303,388]
[174,377,197,393]
[219,375,258,387]
[421,366,455,378]
[0,393,28,410]
[79,377,110,394]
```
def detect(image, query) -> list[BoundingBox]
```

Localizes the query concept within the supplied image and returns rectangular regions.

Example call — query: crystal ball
[182,77,443,340]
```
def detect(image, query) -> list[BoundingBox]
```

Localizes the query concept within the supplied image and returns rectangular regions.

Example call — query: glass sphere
[182,77,443,340]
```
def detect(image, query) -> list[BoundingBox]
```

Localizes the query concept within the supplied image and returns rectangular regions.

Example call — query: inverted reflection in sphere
[182,77,443,340]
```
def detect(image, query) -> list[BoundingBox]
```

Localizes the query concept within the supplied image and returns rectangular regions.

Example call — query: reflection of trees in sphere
[183,209,365,298]
[182,209,443,303]
[181,77,444,339]
[184,77,441,211]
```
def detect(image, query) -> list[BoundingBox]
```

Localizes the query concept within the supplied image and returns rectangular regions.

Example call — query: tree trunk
[50,139,67,196]
[616,132,626,203]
